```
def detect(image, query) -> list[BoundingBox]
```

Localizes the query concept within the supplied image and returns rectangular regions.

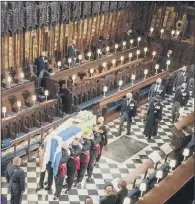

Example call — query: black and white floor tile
[1,94,193,204]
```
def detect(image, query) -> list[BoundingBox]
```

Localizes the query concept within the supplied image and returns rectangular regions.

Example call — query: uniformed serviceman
[5,157,25,204]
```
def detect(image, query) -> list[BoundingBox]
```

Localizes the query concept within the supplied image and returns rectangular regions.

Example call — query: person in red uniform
[65,137,81,194]
[75,132,91,187]
[53,142,70,200]
[87,126,101,182]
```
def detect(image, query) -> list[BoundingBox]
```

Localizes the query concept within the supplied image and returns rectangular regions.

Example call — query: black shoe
[44,186,51,190]
[65,189,69,194]
[63,183,68,188]
[53,196,58,200]
[44,181,48,185]
[116,133,121,137]
[36,185,44,192]
[126,132,131,135]
[74,182,80,187]
[87,177,92,182]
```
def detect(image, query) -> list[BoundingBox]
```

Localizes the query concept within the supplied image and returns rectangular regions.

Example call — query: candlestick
[112,59,116,67]
[78,54,82,64]
[103,86,108,98]
[7,76,12,88]
[2,106,6,118]
[176,30,180,39]
[20,72,24,84]
[32,95,37,106]
[144,47,148,56]
[122,41,126,51]
[144,69,148,79]
[120,56,124,65]
[57,61,61,71]
[130,39,133,49]
[154,170,163,187]
[139,183,146,200]
[90,68,94,77]
[152,51,156,59]
[17,101,22,112]
[136,50,140,59]
[44,90,49,101]
[118,80,123,91]
[182,148,190,164]
[137,37,141,46]
[171,30,175,39]
[160,29,164,38]
[168,160,176,175]
[155,64,159,74]
[114,44,118,53]
[129,53,132,62]
[88,51,92,61]
[166,60,171,70]
[150,27,154,35]
[68,58,72,68]
[106,46,110,55]
[131,74,136,85]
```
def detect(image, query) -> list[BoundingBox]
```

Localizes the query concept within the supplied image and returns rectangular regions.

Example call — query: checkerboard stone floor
[1,94,193,204]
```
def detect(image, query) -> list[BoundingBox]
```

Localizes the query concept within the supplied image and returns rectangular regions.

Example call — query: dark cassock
[87,129,101,181]
[173,67,189,90]
[91,36,104,60]
[68,41,77,66]
[188,64,195,97]
[65,138,81,194]
[34,53,49,78]
[96,125,108,164]
[144,96,163,139]
[117,93,137,136]
[172,84,189,123]
[148,79,165,101]
[75,134,91,186]
[5,161,25,204]
[53,145,70,200]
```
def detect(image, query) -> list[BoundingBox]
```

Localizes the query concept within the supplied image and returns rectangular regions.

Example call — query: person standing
[53,142,70,200]
[117,93,137,136]
[144,96,163,139]
[148,78,165,101]
[172,82,190,123]
[115,180,128,204]
[99,185,116,204]
[65,137,82,194]
[173,66,189,91]
[34,51,48,78]
[161,50,172,71]
[87,126,101,182]
[68,40,77,66]
[85,196,94,204]
[75,132,91,187]
[95,116,108,165]
[5,157,25,204]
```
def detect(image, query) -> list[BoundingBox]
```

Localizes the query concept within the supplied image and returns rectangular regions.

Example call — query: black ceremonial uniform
[66,144,81,191]
[76,138,91,184]
[54,149,70,199]
[87,131,101,179]
[144,98,163,139]
[5,162,25,204]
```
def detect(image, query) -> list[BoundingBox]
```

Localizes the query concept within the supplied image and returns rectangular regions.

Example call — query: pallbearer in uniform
[144,95,163,139]
[87,126,101,182]
[95,116,108,165]
[148,78,165,101]
[5,157,25,204]
[53,142,70,200]
[117,93,137,136]
[65,137,81,194]
[75,132,91,187]
[172,82,189,123]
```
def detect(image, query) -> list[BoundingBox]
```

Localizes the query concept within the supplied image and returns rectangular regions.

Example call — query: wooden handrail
[136,156,194,204]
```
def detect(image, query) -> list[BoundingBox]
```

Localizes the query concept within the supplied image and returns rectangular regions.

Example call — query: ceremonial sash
[81,150,90,163]
[95,144,101,155]
[72,156,80,170]
[59,163,66,178]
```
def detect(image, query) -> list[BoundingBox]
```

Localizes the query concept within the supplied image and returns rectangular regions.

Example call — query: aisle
[1,94,193,204]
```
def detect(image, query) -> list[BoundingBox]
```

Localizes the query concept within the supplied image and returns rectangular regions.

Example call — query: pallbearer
[144,95,163,139]
[65,137,82,194]
[53,142,70,200]
[95,116,108,165]
[87,126,101,182]
[75,132,91,187]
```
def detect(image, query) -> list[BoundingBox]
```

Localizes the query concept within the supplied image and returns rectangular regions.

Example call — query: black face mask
[181,87,185,90]
[156,82,160,85]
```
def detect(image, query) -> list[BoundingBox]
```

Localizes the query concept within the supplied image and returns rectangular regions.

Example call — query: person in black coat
[65,137,82,194]
[148,78,165,101]
[144,95,163,139]
[117,93,137,136]
[99,185,116,204]
[115,180,128,204]
[68,40,77,60]
[172,82,190,123]
[53,142,70,200]
[173,66,189,91]
[75,132,91,187]
[188,64,194,98]
[5,157,25,204]
[96,116,108,165]
[87,127,101,182]
[91,36,104,60]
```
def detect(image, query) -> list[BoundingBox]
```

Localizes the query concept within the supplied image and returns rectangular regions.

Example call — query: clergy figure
[148,78,165,101]
[117,93,137,136]
[161,50,172,70]
[68,40,77,66]
[144,95,163,139]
